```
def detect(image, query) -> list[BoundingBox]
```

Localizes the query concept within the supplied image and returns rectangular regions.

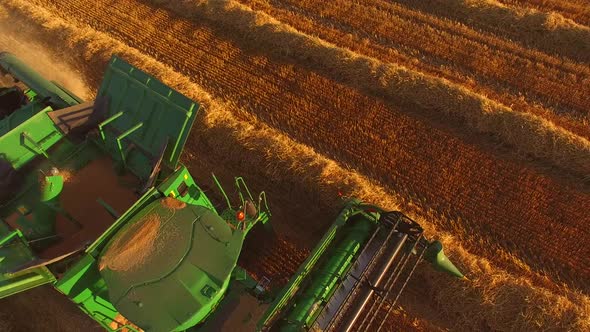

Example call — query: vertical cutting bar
[340,233,408,332]
[361,235,422,330]
[376,245,427,331]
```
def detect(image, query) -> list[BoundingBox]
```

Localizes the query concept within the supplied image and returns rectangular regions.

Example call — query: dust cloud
[0,12,90,100]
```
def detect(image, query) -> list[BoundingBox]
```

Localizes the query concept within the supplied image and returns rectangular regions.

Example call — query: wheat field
[0,0,589,331]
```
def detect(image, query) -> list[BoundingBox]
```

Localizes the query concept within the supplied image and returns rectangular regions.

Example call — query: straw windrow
[392,0,590,63]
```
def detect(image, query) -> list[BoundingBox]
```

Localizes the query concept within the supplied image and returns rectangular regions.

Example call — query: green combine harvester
[0,52,463,332]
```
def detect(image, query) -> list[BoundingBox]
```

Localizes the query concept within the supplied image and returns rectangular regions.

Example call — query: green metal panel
[257,200,369,330]
[278,217,374,331]
[156,166,216,212]
[55,255,125,331]
[0,103,45,137]
[98,199,245,331]
[96,56,199,180]
[0,224,56,298]
[24,175,64,240]
[0,106,64,169]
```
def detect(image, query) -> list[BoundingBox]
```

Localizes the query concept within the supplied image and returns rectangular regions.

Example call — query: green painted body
[101,203,235,331]
[279,215,374,331]
[29,175,63,240]
[94,57,198,179]
[0,228,56,297]
[55,167,265,331]
[424,240,464,278]
[257,200,379,331]
[0,105,65,169]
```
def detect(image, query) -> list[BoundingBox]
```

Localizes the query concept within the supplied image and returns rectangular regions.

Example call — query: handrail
[0,229,22,247]
[21,132,49,159]
[235,177,254,202]
[211,173,232,210]
[98,111,123,141]
[257,191,271,217]
[115,122,143,168]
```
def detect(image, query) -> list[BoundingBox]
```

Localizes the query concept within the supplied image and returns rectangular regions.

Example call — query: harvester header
[258,200,462,331]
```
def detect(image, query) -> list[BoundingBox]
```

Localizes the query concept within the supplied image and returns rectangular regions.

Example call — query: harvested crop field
[0,0,589,331]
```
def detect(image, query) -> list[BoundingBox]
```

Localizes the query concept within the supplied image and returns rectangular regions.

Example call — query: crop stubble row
[387,0,590,62]
[238,0,590,136]
[240,234,310,284]
[497,0,590,26]
[28,0,590,290]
